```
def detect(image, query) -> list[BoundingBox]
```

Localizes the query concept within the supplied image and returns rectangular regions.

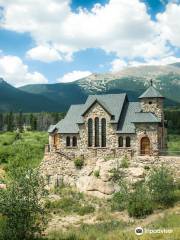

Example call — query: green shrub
[109,167,125,183]
[74,158,84,169]
[111,181,128,211]
[148,165,176,207]
[120,155,129,168]
[0,147,13,164]
[127,182,153,218]
[0,168,47,240]
[77,205,95,216]
[94,170,100,178]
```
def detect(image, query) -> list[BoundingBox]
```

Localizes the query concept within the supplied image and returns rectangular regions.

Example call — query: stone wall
[40,150,180,198]
[140,98,164,120]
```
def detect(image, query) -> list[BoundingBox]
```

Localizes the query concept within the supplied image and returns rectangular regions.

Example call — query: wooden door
[141,137,150,155]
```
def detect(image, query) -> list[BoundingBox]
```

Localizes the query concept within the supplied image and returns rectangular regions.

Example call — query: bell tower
[138,80,164,121]
[139,80,166,150]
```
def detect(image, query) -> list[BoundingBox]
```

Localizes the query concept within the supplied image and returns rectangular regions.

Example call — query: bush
[0,168,47,240]
[120,155,129,168]
[74,158,84,169]
[94,170,100,178]
[111,181,128,211]
[148,165,176,206]
[77,205,95,216]
[127,182,153,218]
[109,167,125,183]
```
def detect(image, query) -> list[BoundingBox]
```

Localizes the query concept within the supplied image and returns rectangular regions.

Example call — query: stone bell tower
[138,80,166,150]
[138,80,164,121]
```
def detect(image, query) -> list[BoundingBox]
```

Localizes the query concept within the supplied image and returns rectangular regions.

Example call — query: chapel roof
[48,91,161,134]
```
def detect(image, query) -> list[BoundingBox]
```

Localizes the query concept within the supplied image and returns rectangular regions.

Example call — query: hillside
[20,64,180,111]
[0,78,64,112]
[0,64,180,112]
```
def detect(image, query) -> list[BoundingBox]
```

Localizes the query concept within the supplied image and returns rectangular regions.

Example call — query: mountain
[19,64,180,111]
[0,78,65,112]
[1,63,180,112]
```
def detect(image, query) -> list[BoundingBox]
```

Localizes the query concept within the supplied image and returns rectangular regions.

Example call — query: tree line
[165,109,180,134]
[0,109,179,133]
[0,112,65,132]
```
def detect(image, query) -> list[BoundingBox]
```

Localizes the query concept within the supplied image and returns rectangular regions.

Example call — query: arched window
[72,136,77,147]
[101,118,106,147]
[126,136,131,147]
[95,117,100,147]
[88,118,93,147]
[118,136,123,147]
[66,136,70,147]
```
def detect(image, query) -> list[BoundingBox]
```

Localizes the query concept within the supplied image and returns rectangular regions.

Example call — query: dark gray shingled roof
[48,93,161,134]
[132,112,160,123]
[81,94,127,123]
[139,86,164,99]
[117,102,140,134]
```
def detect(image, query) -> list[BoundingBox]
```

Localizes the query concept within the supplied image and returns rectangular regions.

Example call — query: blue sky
[0,0,180,86]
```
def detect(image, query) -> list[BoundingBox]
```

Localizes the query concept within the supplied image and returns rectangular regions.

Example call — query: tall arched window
[126,136,131,147]
[95,117,100,147]
[118,136,123,147]
[88,118,93,147]
[66,136,70,147]
[101,118,106,147]
[72,136,77,147]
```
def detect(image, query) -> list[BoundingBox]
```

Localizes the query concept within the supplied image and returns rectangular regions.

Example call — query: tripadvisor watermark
[135,227,173,236]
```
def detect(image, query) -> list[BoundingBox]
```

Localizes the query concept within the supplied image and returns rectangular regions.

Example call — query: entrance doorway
[140,137,150,155]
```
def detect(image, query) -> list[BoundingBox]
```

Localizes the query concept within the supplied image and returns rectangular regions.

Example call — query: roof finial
[150,79,153,86]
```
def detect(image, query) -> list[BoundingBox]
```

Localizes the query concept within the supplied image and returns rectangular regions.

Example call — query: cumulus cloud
[0,0,170,62]
[57,70,92,83]
[111,56,180,72]
[26,45,62,62]
[0,55,48,86]
[157,2,180,48]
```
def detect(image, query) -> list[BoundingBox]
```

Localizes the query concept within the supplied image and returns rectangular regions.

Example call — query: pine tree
[0,113,3,131]
[7,112,14,132]
[17,111,23,132]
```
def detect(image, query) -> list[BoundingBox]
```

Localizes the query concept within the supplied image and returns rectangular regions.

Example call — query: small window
[72,136,77,147]
[88,118,93,147]
[126,136,131,147]
[101,118,106,147]
[66,136,71,147]
[118,136,123,147]
[111,115,115,120]
[149,101,152,105]
[95,117,100,147]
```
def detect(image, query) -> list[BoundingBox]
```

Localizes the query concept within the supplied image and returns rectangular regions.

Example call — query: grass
[45,186,95,216]
[0,131,48,180]
[167,134,180,153]
[47,210,180,240]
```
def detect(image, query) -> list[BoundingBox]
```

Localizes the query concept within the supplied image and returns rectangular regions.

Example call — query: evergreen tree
[17,111,23,132]
[0,113,3,131]
[7,112,14,132]
[30,114,37,131]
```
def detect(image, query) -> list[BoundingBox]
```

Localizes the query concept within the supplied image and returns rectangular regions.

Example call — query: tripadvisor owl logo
[135,227,144,235]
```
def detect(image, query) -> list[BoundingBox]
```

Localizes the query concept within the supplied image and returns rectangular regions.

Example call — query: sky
[0,0,180,87]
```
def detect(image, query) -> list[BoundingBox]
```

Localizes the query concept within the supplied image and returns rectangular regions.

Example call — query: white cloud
[157,2,180,47]
[26,45,62,62]
[0,0,169,62]
[111,59,128,72]
[0,55,48,86]
[57,70,92,83]
[111,56,180,72]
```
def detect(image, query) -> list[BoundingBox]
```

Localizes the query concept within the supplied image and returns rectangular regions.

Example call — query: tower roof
[139,82,164,99]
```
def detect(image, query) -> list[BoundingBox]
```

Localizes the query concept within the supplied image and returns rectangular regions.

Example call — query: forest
[0,109,179,133]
